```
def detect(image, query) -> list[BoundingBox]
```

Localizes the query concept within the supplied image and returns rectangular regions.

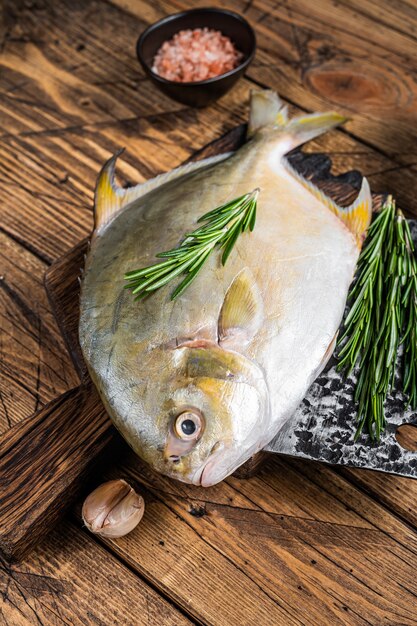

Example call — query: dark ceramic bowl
[136,8,256,107]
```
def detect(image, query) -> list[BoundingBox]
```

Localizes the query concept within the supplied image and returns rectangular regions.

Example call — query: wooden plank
[0,385,115,561]
[45,238,90,382]
[339,467,417,529]
[1,90,392,258]
[76,471,301,625]
[77,451,417,625]
[0,89,247,262]
[0,232,78,434]
[2,0,417,554]
[0,520,191,625]
[0,0,247,260]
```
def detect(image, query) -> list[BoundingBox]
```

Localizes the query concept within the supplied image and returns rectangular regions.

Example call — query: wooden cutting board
[0,122,392,562]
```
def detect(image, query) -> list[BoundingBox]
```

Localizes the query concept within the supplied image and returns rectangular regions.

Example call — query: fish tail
[248,90,371,245]
[248,89,347,150]
[247,90,289,137]
[283,111,348,150]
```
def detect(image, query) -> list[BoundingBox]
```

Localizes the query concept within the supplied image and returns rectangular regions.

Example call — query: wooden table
[1,1,417,623]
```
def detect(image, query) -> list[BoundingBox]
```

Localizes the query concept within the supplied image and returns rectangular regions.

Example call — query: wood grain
[0,385,115,561]
[75,450,417,625]
[45,238,90,382]
[140,0,417,164]
[0,232,79,435]
[0,520,190,625]
[115,0,417,217]
[1,0,417,622]
[0,0,411,269]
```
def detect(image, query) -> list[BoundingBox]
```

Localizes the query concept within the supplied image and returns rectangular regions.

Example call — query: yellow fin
[283,158,372,246]
[284,111,348,150]
[340,177,373,244]
[94,149,125,233]
[94,150,233,234]
[218,268,263,349]
[248,89,288,138]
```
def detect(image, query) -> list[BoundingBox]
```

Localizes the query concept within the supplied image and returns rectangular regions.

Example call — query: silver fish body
[79,90,372,486]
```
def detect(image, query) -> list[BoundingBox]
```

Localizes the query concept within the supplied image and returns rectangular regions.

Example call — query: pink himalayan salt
[152,28,243,83]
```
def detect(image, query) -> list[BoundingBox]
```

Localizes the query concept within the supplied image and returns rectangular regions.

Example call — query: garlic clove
[82,479,145,538]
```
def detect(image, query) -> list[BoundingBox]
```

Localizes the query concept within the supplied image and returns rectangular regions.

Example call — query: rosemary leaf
[124,189,259,301]
[337,197,417,440]
[401,218,417,409]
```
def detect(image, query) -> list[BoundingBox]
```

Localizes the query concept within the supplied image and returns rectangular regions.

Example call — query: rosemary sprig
[401,218,417,409]
[337,197,417,440]
[124,189,259,300]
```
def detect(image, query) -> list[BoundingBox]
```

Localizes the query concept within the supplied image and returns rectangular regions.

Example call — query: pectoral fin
[218,269,264,350]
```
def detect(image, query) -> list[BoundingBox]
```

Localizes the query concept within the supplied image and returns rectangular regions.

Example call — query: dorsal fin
[218,268,264,350]
[282,157,372,246]
[94,149,128,232]
[94,150,233,235]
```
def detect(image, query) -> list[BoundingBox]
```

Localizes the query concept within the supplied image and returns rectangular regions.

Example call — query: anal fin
[337,178,372,244]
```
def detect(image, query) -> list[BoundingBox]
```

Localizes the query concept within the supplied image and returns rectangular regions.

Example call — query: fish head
[136,343,269,486]
[98,267,268,486]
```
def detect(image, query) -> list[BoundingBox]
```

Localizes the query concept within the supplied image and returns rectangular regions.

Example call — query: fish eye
[174,410,204,441]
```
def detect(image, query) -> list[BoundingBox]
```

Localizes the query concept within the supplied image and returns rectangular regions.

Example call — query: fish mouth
[199,456,237,487]
[200,460,224,488]
[198,442,264,487]
[192,442,225,487]
[197,442,247,487]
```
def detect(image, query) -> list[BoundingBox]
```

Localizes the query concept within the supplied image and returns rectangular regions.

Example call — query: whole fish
[79,90,371,486]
